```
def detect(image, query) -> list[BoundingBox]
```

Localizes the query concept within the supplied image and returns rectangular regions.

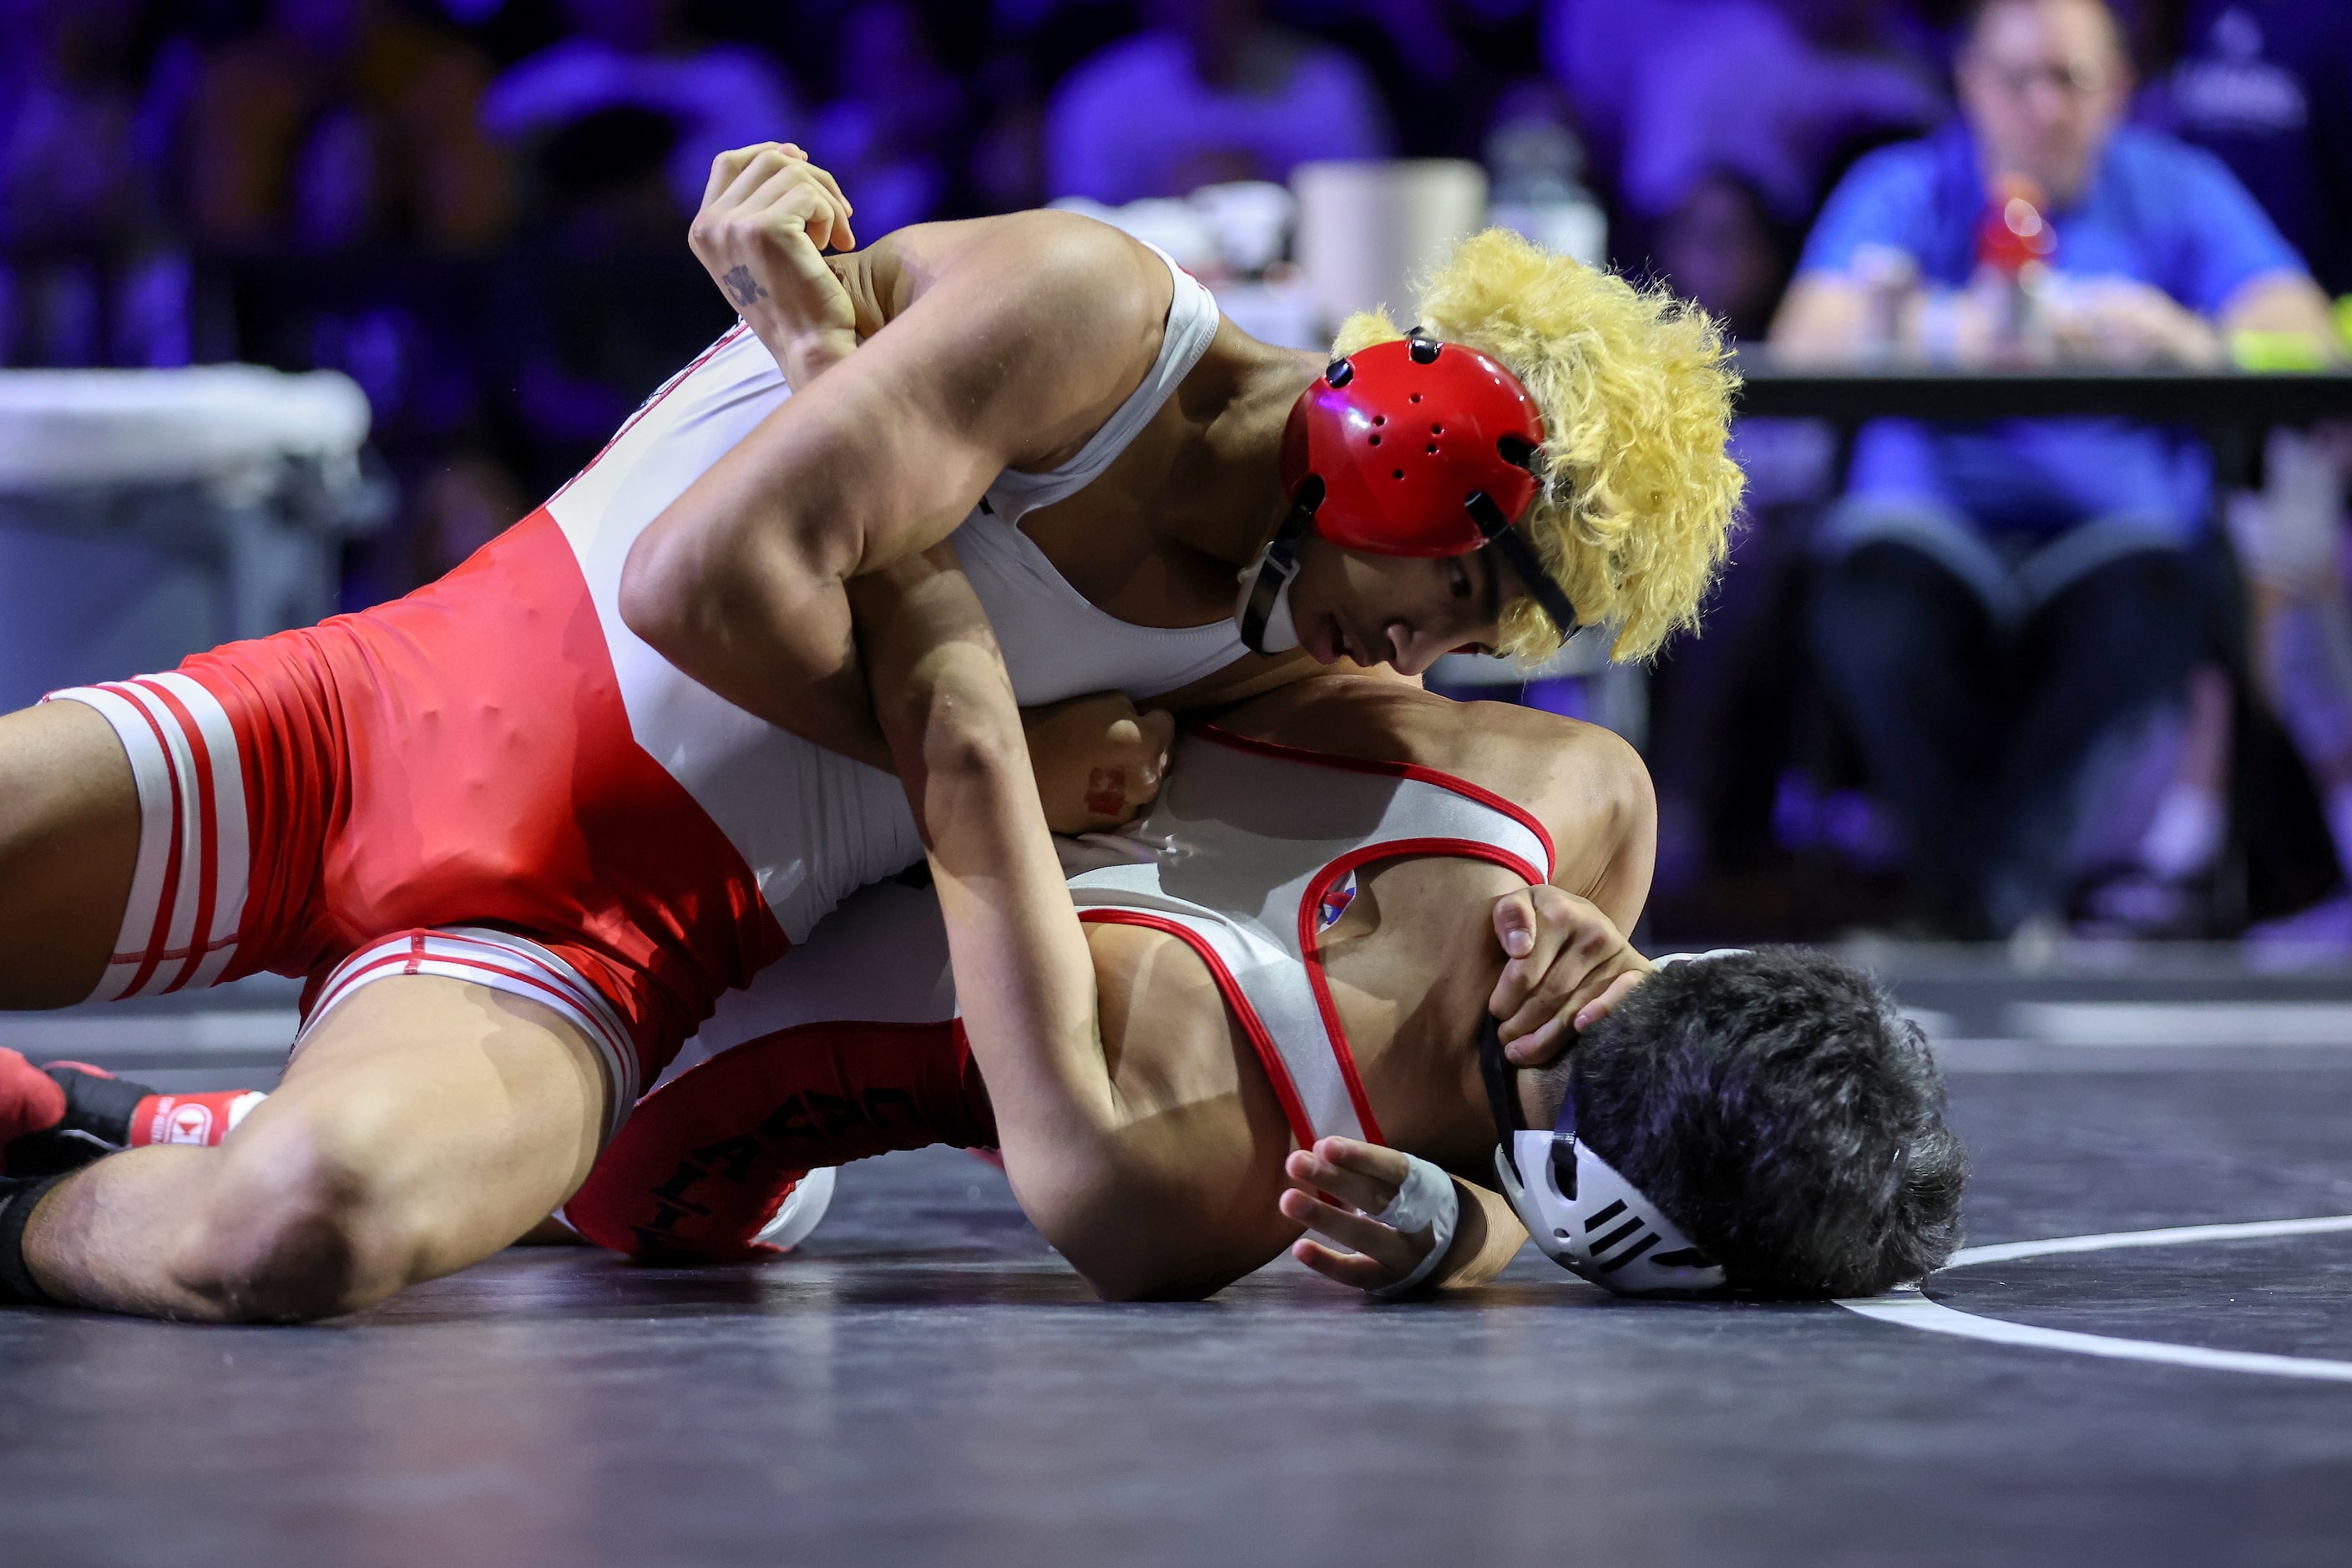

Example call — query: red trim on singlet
[1296,837,1546,1151]
[1076,908,1319,1151]
[548,322,755,507]
[112,685,187,997]
[1191,723,1557,879]
[313,942,616,1034]
[133,678,221,994]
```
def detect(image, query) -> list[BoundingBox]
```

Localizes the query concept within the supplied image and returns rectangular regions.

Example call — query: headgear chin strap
[1234,484,1318,654]
[1477,1018,1727,1297]
[1235,331,1585,657]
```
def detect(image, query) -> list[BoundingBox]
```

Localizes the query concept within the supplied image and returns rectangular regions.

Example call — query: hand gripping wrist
[782,326,859,390]
[1367,1154,1460,1300]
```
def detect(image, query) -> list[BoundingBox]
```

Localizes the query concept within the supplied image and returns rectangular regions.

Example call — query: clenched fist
[690,143,866,387]
[1021,692,1176,834]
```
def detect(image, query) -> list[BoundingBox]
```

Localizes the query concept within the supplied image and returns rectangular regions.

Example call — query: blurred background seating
[3,0,2349,956]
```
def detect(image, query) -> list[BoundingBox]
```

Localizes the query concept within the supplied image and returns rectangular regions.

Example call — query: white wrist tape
[1367,1153,1460,1300]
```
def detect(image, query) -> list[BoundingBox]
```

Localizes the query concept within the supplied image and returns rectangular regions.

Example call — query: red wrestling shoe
[751,1166,836,1254]
[566,1017,987,1262]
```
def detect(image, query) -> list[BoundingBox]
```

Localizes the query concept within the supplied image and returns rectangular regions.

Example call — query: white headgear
[1492,1130,1727,1296]
[1478,963,1737,1297]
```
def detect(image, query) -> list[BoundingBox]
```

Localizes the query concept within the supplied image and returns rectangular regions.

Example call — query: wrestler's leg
[0,701,138,1009]
[566,1018,992,1261]
[19,974,608,1322]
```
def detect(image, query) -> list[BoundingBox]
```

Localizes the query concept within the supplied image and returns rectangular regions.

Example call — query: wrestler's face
[1285,534,1511,675]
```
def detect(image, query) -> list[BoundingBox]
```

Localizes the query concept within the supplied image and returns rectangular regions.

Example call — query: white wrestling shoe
[753,1166,837,1253]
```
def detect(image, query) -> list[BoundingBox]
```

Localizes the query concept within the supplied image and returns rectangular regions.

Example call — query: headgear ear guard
[1235,330,1586,656]
[1477,1018,1728,1297]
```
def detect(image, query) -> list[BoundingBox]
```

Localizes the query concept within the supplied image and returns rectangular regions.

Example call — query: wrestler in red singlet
[43,249,1234,1120]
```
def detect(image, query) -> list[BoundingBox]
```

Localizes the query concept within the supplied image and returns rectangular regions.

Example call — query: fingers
[1291,1237,1396,1291]
[1282,1144,1402,1218]
[701,144,858,250]
[1499,962,1641,1067]
[797,184,854,255]
[1491,887,1537,960]
[1315,1135,1411,1183]
[1279,1136,1440,1294]
[703,144,765,209]
[1276,1188,1414,1271]
[792,154,855,225]
[750,163,857,254]
[711,143,790,215]
[1489,893,1575,1036]
[1483,887,1655,1068]
[1495,969,1650,1071]
[1489,886,1629,1042]
[737,162,854,255]
[1573,968,1646,1034]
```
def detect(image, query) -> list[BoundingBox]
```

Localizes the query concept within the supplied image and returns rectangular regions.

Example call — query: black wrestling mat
[6,964,2352,1566]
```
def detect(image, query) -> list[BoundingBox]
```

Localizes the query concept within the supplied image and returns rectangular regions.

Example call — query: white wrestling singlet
[546,233,1239,948]
[668,722,1555,1151]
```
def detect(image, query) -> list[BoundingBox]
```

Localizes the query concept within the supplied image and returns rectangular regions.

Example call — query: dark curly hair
[1542,948,1968,1297]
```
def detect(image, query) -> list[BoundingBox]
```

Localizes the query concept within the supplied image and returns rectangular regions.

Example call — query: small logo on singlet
[1317,871,1358,933]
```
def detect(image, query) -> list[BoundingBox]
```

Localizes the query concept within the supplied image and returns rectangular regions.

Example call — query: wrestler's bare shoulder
[1210,676,1652,903]
[831,212,1177,470]
[1214,677,1646,825]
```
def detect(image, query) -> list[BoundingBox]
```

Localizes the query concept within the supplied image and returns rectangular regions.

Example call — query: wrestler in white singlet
[626,719,1552,1179]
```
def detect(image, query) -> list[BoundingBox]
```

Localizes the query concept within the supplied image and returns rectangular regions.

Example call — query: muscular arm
[621,212,1172,768]
[857,547,1288,1301]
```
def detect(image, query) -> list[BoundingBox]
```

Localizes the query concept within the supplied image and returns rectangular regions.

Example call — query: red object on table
[1977,174,2058,277]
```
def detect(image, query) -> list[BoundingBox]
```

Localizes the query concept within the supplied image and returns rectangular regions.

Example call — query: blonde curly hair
[1333,229,1745,663]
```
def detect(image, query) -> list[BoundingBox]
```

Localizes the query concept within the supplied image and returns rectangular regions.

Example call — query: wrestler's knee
[173,1124,420,1323]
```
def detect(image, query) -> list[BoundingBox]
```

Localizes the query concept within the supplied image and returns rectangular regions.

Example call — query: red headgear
[1280,334,1545,555]
[1236,330,1582,655]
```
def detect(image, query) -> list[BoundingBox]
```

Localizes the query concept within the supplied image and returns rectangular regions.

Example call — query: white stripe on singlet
[46,675,250,1000]
[299,928,642,1140]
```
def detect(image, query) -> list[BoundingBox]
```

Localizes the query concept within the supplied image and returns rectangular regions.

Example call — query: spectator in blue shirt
[1771,0,2339,936]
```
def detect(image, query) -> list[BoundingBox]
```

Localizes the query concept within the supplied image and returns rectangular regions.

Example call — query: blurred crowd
[4,0,2351,948]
